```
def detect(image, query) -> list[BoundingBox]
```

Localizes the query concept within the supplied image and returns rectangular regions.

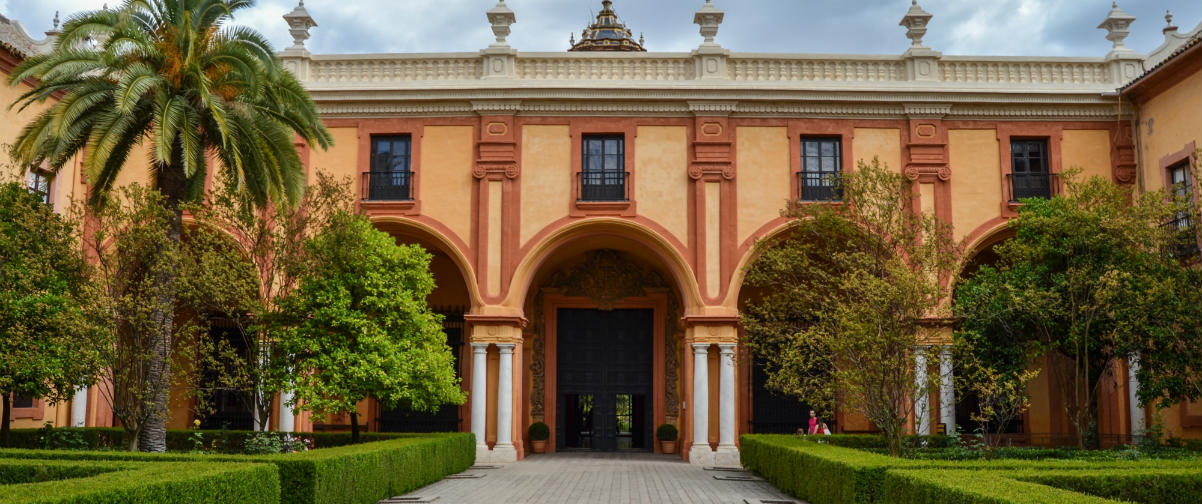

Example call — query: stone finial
[487,0,517,48]
[693,0,724,47]
[45,11,61,37]
[283,1,316,51]
[1163,10,1177,34]
[899,1,933,49]
[639,32,644,47]
[1097,2,1135,51]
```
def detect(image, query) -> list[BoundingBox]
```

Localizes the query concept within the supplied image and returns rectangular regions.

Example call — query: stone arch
[722,218,795,310]
[506,218,701,313]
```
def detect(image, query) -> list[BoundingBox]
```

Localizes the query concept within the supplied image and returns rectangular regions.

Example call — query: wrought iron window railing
[362,171,414,201]
[1007,172,1061,202]
[578,170,629,202]
[1163,215,1199,258]
[799,171,842,201]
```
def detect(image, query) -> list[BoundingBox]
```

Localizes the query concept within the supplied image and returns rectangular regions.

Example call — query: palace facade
[1,1,1199,464]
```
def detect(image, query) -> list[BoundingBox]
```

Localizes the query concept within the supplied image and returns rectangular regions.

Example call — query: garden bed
[0,432,474,504]
[740,434,1202,504]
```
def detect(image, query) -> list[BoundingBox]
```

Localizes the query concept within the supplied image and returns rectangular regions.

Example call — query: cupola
[568,0,645,52]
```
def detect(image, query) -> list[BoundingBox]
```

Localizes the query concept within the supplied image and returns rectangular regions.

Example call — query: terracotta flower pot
[660,440,677,454]
[531,440,547,454]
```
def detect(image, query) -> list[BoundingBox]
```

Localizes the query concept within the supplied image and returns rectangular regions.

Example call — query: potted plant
[528,422,550,454]
[656,423,678,454]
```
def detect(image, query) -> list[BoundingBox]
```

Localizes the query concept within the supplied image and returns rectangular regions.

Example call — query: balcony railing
[362,171,414,201]
[799,172,842,202]
[1007,172,1061,202]
[578,171,629,202]
[1163,215,1199,258]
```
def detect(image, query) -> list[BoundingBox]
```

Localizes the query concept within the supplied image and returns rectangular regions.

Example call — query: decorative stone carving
[283,1,316,51]
[527,249,684,421]
[1098,2,1136,52]
[693,1,724,47]
[486,1,516,47]
[899,1,933,49]
[473,163,519,179]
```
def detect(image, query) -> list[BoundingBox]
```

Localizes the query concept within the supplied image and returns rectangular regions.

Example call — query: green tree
[277,211,465,444]
[7,0,331,451]
[0,181,107,447]
[742,159,959,456]
[189,174,354,431]
[955,172,1199,448]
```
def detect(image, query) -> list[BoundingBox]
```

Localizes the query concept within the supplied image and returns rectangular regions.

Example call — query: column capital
[497,343,515,354]
[471,342,490,350]
[717,343,736,353]
[692,343,711,353]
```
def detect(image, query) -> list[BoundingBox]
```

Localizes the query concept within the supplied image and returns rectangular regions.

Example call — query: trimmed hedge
[0,432,475,504]
[741,434,1202,504]
[3,427,420,453]
[0,460,279,504]
[0,459,128,484]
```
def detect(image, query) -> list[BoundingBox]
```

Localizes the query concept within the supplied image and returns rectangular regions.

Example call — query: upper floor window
[1167,161,1197,256]
[27,169,51,204]
[1009,139,1054,201]
[10,392,34,409]
[580,135,627,202]
[800,138,842,201]
[365,135,413,201]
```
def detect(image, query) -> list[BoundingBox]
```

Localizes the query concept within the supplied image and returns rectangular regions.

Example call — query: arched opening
[368,220,476,434]
[518,230,689,455]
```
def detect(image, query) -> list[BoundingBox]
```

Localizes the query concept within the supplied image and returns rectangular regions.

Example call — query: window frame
[798,137,844,202]
[579,134,629,203]
[1008,138,1056,202]
[1160,141,1200,258]
[7,392,44,421]
[566,119,639,216]
[26,168,52,205]
[365,134,415,202]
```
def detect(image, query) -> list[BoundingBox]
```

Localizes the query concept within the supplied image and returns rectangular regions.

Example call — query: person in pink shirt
[808,410,819,435]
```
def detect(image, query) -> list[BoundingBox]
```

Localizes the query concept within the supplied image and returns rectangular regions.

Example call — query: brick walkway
[386,452,801,504]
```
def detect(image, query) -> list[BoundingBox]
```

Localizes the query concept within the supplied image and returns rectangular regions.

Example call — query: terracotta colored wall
[1061,129,1112,182]
[420,126,474,244]
[853,128,902,172]
[949,129,1002,242]
[634,126,688,244]
[520,125,571,247]
[310,126,360,185]
[1139,69,1202,191]
[735,126,790,245]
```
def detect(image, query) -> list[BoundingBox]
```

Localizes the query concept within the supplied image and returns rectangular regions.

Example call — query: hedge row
[0,433,475,504]
[0,460,279,504]
[0,459,128,485]
[4,427,418,452]
[740,434,1202,504]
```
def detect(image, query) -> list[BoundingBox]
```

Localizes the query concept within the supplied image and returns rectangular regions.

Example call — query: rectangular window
[1167,161,1197,256]
[800,138,842,201]
[580,135,627,201]
[1009,139,1052,201]
[27,169,51,204]
[10,393,34,409]
[366,135,413,201]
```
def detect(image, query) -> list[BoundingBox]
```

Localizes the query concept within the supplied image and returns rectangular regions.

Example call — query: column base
[478,443,518,463]
[713,444,741,468]
[688,444,714,466]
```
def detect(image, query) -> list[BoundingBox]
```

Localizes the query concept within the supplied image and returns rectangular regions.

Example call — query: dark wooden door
[750,355,813,434]
[557,308,653,451]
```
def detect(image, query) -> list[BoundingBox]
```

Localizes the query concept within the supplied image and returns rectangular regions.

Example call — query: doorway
[556,308,653,451]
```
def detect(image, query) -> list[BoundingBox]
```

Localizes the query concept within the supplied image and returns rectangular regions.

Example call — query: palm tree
[8,0,332,452]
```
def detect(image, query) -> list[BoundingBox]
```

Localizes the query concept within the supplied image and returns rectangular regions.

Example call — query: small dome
[569,0,646,52]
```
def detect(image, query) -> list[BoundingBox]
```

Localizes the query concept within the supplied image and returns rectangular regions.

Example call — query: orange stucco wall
[949,129,1002,242]
[1061,129,1112,182]
[520,125,571,247]
[1138,69,1202,191]
[420,126,474,244]
[735,126,790,245]
[853,128,902,172]
[634,126,688,244]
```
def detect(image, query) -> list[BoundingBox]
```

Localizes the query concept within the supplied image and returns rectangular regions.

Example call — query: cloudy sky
[3,0,1199,57]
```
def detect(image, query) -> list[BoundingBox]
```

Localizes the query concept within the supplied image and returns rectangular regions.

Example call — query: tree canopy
[277,211,466,443]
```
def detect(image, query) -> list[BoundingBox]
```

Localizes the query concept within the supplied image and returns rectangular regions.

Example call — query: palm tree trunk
[1,393,11,448]
[139,162,186,453]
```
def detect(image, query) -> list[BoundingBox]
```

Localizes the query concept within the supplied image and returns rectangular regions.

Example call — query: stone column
[278,389,295,433]
[915,348,930,435]
[470,343,489,457]
[1128,354,1145,438]
[493,344,517,461]
[70,386,88,427]
[689,343,712,465]
[939,346,955,435]
[714,343,739,466]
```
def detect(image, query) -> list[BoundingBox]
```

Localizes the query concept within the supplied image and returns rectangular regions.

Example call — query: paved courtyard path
[386,452,802,504]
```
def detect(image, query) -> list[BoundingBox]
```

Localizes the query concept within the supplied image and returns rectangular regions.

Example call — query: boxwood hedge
[0,460,279,504]
[741,434,1202,504]
[3,427,420,453]
[0,433,475,504]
